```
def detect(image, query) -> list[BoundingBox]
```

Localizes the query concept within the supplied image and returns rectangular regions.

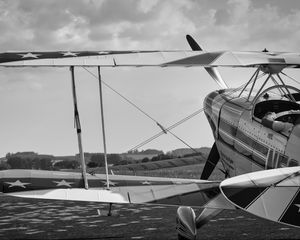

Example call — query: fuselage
[204,88,300,177]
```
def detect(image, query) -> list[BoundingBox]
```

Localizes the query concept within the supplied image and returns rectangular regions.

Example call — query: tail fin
[186,35,228,89]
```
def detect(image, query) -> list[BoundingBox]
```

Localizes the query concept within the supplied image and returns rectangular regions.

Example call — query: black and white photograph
[0,0,300,239]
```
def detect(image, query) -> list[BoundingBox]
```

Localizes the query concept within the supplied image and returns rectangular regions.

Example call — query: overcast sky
[0,0,300,156]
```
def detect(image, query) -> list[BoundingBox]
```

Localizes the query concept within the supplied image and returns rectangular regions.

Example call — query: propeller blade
[205,67,228,89]
[186,34,203,51]
[186,35,228,89]
[201,142,220,180]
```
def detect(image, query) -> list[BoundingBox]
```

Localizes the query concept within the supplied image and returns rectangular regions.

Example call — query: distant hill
[1,147,211,170]
[169,147,211,157]
[5,152,77,161]
[7,152,54,160]
[85,148,210,174]
[85,155,207,175]
[127,149,163,155]
[121,149,163,161]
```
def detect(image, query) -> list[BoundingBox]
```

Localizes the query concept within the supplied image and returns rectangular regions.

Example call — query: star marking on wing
[102,180,117,186]
[61,51,78,57]
[18,52,41,58]
[53,180,74,187]
[141,181,151,185]
[295,204,300,213]
[98,51,109,55]
[5,180,31,188]
[173,181,185,184]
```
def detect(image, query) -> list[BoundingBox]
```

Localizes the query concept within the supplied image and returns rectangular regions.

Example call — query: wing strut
[70,66,89,189]
[97,67,110,189]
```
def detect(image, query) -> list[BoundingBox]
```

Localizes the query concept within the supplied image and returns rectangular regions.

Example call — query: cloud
[138,0,159,13]
[0,0,299,56]
[214,9,231,26]
[1,0,300,155]
[0,0,299,51]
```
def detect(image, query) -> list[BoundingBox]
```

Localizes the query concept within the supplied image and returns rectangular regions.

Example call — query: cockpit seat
[254,100,300,119]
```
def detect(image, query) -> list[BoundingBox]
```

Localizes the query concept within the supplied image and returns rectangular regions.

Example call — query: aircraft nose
[203,91,218,114]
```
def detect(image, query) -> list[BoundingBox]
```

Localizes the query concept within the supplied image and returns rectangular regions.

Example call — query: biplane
[0,35,300,240]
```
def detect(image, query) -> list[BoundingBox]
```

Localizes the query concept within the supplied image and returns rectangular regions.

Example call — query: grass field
[108,162,224,180]
[1,164,300,240]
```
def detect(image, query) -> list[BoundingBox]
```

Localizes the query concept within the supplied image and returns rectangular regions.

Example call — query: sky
[0,0,300,157]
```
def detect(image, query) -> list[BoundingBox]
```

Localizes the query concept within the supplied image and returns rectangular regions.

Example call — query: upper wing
[0,50,300,68]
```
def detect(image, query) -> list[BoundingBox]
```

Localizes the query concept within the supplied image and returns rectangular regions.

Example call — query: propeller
[186,35,228,89]
[186,35,226,179]
[186,34,203,51]
[200,142,220,180]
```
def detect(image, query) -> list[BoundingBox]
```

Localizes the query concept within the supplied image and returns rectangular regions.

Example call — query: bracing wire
[129,68,273,152]
[82,67,199,153]
[281,71,300,86]
[82,66,269,176]
[81,67,300,177]
[129,82,250,152]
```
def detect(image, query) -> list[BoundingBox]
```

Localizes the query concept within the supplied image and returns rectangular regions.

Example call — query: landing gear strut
[176,206,223,240]
[176,193,235,240]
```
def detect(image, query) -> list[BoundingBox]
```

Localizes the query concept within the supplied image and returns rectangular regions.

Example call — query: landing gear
[108,202,113,216]
[176,193,234,240]
[176,206,223,240]
[178,234,193,240]
[176,206,197,240]
[97,203,114,216]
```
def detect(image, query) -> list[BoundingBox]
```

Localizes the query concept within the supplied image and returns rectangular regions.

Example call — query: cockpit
[253,85,300,135]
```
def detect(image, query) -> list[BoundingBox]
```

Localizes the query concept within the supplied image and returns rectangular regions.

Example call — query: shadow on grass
[15,237,124,240]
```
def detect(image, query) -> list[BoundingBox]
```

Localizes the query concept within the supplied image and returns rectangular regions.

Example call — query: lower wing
[2,167,299,229]
[0,169,220,208]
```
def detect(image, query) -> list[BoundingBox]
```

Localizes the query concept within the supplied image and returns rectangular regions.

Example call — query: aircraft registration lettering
[220,151,234,170]
[218,122,268,169]
[267,133,273,140]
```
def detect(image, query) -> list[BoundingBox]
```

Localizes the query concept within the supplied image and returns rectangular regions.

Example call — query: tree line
[0,151,189,170]
[0,154,79,170]
[87,153,121,168]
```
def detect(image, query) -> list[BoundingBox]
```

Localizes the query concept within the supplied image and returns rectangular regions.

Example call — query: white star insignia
[173,181,185,185]
[98,51,109,55]
[53,180,74,187]
[141,181,151,185]
[102,180,117,186]
[295,204,300,213]
[61,51,78,57]
[18,52,41,58]
[5,180,31,188]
